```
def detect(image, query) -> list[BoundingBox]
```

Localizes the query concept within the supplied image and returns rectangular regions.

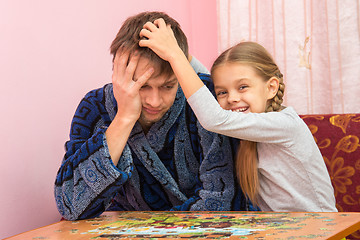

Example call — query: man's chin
[138,113,165,129]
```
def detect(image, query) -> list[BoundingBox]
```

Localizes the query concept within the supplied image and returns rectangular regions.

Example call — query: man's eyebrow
[164,78,178,85]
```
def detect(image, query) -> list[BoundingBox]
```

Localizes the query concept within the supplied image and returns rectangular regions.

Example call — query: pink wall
[0,0,218,238]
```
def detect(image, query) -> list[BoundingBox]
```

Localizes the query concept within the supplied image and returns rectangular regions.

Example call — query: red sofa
[301,113,360,239]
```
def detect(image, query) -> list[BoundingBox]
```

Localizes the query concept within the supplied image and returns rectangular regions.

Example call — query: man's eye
[163,85,174,90]
[141,85,149,89]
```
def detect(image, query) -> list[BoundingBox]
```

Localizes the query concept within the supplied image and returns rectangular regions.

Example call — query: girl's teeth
[233,107,247,112]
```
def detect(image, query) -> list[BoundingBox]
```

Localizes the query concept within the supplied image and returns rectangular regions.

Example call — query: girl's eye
[239,85,248,91]
[216,91,227,96]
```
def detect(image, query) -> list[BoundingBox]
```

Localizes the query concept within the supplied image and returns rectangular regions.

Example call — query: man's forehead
[135,56,177,83]
[146,72,178,85]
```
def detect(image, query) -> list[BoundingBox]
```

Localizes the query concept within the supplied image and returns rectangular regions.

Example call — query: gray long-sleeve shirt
[188,86,337,212]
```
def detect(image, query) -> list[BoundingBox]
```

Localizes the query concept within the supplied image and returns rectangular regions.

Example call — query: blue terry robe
[54,74,247,220]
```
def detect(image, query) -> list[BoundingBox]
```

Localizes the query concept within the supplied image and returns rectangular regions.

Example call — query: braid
[265,72,285,112]
[212,41,286,208]
[236,140,259,205]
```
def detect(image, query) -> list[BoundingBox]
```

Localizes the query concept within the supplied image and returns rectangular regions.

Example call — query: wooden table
[5,211,360,239]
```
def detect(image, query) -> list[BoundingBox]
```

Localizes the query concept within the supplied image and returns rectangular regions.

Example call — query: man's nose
[145,89,162,107]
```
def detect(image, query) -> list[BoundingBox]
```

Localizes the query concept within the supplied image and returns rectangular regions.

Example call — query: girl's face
[212,63,277,113]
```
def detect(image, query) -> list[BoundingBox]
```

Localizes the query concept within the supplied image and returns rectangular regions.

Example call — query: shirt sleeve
[187,85,300,144]
[190,56,210,74]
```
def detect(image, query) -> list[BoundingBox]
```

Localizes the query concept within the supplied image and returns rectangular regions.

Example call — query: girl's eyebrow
[214,85,225,90]
[214,78,248,89]
[234,78,249,82]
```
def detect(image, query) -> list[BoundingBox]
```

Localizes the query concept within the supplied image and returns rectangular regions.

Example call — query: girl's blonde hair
[210,41,285,206]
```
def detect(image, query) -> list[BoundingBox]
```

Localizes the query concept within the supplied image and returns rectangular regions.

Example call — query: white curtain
[216,0,360,114]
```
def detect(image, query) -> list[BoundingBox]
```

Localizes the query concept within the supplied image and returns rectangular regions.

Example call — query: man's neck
[138,121,152,135]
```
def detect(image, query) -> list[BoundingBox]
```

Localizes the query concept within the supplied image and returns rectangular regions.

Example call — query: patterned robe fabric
[54,74,246,220]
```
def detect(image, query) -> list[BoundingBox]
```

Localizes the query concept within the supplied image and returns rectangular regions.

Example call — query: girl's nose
[228,91,240,103]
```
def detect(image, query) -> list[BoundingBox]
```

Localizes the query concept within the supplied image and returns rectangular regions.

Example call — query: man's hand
[112,50,154,122]
[106,50,153,165]
[139,18,184,63]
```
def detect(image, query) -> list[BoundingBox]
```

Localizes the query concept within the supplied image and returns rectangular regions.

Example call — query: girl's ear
[266,77,280,100]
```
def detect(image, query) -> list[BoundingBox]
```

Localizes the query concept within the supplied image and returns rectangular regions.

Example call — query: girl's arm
[139,18,204,99]
[139,18,298,144]
[190,55,210,74]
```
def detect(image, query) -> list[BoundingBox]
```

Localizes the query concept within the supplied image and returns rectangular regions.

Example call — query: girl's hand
[139,18,184,63]
[140,18,204,99]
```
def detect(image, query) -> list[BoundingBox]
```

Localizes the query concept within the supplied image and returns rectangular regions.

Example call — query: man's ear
[266,77,280,100]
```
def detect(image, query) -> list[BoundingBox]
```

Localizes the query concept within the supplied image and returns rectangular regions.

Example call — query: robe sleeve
[54,87,133,220]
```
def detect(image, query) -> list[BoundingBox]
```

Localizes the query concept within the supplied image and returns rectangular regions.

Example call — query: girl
[139,18,337,212]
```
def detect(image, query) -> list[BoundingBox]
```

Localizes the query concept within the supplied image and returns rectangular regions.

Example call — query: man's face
[135,57,178,132]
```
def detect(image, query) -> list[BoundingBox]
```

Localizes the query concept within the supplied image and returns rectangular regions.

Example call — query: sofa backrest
[301,113,360,239]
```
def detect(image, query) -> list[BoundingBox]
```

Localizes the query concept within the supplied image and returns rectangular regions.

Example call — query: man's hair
[110,11,189,77]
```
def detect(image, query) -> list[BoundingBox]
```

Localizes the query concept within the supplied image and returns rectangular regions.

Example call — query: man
[54,11,246,220]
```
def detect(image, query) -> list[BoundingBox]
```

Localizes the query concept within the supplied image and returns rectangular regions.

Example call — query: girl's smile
[213,63,275,113]
[230,106,249,113]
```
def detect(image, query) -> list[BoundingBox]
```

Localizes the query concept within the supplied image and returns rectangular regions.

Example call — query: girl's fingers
[141,18,167,35]
[142,21,158,32]
[153,18,167,28]
[139,28,151,41]
[139,19,171,48]
[139,22,156,47]
[167,24,173,34]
